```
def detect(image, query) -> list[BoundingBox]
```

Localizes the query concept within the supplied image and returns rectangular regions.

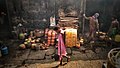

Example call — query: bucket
[1,46,8,56]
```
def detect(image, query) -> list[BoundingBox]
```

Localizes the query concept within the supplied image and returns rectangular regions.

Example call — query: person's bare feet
[67,56,70,62]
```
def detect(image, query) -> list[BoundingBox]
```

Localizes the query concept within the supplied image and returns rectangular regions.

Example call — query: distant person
[0,12,6,24]
[83,13,99,42]
[108,17,119,39]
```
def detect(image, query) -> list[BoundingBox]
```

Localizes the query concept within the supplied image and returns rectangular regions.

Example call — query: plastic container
[1,46,8,56]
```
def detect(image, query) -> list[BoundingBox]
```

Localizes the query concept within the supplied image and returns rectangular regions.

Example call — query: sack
[115,34,120,42]
[65,28,77,47]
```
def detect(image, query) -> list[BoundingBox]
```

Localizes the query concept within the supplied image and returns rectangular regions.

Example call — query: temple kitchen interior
[0,0,120,68]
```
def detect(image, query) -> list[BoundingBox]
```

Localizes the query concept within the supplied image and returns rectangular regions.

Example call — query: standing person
[54,27,70,65]
[0,11,6,24]
[83,13,99,42]
[108,17,119,39]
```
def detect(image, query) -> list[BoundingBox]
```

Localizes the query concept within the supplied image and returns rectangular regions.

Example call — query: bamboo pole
[82,0,86,35]
[5,0,12,32]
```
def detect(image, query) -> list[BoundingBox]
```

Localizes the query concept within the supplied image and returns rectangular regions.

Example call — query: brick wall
[7,0,82,30]
[6,0,120,31]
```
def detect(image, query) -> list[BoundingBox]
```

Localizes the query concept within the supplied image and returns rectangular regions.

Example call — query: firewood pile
[58,17,79,29]
[96,31,112,41]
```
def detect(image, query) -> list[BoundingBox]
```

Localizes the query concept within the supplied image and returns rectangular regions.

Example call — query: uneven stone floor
[19,60,106,68]
[0,40,112,68]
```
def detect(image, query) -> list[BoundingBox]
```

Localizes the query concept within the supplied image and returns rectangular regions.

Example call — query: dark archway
[0,0,11,39]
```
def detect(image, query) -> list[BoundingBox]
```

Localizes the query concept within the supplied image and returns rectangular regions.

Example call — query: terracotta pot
[48,30,52,37]
[52,37,55,39]
[31,40,35,44]
[51,40,55,43]
[31,44,37,49]
[52,31,56,37]
[19,33,25,39]
[48,37,51,40]
[51,43,54,45]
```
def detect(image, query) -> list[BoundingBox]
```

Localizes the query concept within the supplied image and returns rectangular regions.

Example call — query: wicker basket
[107,48,120,68]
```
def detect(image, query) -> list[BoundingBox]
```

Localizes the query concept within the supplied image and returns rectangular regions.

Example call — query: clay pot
[19,44,26,49]
[31,44,37,49]
[31,40,35,44]
[19,33,25,39]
